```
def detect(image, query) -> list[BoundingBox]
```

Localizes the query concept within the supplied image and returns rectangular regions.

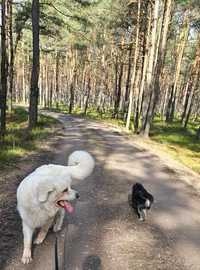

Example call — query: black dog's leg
[137,206,146,221]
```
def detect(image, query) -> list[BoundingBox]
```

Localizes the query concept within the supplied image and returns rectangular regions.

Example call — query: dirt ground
[0,123,64,269]
[1,112,200,270]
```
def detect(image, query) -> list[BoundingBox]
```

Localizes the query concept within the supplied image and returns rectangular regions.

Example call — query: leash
[54,222,69,270]
[54,236,59,270]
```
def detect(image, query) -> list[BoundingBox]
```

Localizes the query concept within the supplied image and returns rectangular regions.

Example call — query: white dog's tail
[68,150,95,180]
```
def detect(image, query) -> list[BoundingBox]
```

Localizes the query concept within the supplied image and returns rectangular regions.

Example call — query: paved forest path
[3,113,200,270]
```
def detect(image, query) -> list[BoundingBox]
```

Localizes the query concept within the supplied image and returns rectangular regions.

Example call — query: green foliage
[176,0,190,5]
[40,11,65,37]
[14,1,66,43]
[73,0,100,7]
[13,0,132,53]
[14,1,32,48]
[14,1,32,34]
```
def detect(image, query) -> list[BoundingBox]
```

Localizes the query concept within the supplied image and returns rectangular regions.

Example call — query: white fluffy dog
[17,150,95,264]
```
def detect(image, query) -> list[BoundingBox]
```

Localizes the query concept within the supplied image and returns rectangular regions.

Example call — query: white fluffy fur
[17,150,95,264]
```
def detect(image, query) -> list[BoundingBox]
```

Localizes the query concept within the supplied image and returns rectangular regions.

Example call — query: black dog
[131,183,154,221]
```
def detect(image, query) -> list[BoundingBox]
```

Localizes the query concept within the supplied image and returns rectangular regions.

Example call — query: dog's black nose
[76,193,80,199]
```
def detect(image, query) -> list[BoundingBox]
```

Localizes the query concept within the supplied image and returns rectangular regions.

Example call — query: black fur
[131,183,154,221]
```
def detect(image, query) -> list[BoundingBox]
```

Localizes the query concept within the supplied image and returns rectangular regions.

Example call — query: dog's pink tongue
[63,201,74,213]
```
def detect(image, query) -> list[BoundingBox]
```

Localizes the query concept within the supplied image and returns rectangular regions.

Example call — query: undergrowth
[0,108,58,169]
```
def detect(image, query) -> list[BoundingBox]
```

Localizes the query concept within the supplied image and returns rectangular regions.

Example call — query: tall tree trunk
[49,79,53,108]
[154,0,173,99]
[22,58,26,104]
[161,84,169,120]
[123,42,133,118]
[114,61,124,118]
[113,56,119,118]
[182,35,200,128]
[69,68,76,114]
[29,0,40,129]
[8,0,14,112]
[197,126,200,140]
[133,67,142,132]
[181,80,191,123]
[141,0,172,136]
[126,0,141,130]
[134,2,151,132]
[84,75,91,115]
[45,54,49,108]
[140,0,160,137]
[0,0,8,137]
[55,51,60,109]
[166,15,189,122]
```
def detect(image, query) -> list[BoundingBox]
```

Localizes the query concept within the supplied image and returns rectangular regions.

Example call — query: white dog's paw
[53,224,62,232]
[21,248,32,264]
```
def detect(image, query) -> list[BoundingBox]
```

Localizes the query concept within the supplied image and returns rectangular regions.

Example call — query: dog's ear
[37,183,55,202]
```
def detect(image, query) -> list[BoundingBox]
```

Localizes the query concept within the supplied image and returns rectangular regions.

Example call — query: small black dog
[131,183,154,221]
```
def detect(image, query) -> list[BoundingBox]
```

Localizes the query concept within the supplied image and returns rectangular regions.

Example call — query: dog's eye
[63,188,68,192]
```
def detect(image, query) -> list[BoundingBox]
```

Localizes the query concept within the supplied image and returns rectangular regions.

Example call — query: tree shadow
[82,255,102,270]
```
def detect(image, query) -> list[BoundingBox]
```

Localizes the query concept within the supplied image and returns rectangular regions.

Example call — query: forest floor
[0,107,60,169]
[1,112,200,270]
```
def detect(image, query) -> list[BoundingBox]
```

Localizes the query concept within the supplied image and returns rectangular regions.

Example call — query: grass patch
[78,108,125,127]
[49,105,125,127]
[0,107,58,169]
[150,119,200,174]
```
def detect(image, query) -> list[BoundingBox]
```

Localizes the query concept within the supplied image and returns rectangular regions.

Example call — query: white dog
[17,150,95,264]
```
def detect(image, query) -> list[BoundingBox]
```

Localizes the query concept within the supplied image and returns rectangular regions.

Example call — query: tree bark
[140,0,160,137]
[29,0,40,129]
[69,68,77,114]
[134,0,151,132]
[8,0,14,112]
[166,15,189,122]
[113,56,119,118]
[197,126,200,140]
[126,0,141,130]
[0,0,8,137]
[55,51,60,109]
[84,75,91,115]
[123,42,133,118]
[141,0,173,136]
[182,35,200,128]
[114,61,124,118]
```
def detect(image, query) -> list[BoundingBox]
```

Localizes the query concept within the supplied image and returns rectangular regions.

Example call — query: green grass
[78,108,125,127]
[49,105,125,127]
[0,107,58,168]
[150,118,200,174]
